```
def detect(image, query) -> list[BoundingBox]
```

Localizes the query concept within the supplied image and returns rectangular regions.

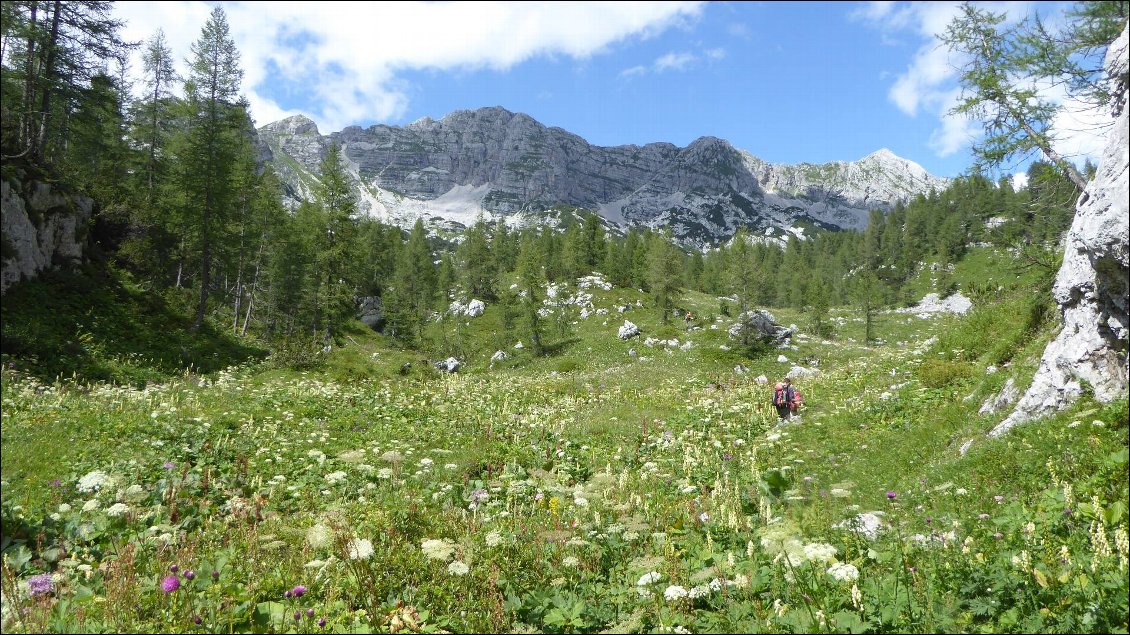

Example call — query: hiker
[684,311,694,330]
[772,382,792,420]
[785,377,803,418]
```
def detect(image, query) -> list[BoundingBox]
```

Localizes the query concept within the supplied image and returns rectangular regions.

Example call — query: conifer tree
[728,229,758,314]
[647,231,684,324]
[180,6,245,332]
[515,232,546,355]
[459,216,497,300]
[848,269,885,345]
[312,143,360,344]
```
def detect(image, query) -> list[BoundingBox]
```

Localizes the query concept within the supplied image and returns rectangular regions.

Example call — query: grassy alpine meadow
[1,275,1127,634]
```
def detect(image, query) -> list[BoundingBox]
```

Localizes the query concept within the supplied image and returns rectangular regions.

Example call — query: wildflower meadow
[2,275,1127,633]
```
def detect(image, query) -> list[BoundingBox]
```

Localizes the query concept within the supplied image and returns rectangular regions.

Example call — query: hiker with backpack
[772,378,802,421]
[786,377,804,418]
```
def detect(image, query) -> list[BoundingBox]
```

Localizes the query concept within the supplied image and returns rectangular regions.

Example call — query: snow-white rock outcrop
[989,24,1129,440]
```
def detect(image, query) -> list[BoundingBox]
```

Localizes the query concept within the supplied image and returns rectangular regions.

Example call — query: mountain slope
[259,107,948,245]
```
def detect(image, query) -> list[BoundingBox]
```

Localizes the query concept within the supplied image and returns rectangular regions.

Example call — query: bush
[266,339,326,371]
[916,357,976,388]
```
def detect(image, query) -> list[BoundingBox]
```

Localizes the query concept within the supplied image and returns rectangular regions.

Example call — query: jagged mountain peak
[258,107,949,246]
[261,113,320,136]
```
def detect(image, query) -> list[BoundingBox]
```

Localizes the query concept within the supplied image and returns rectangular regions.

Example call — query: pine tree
[1,1,130,162]
[647,231,684,324]
[848,270,886,345]
[180,6,245,332]
[459,216,497,300]
[312,143,360,344]
[515,233,546,355]
[728,229,758,314]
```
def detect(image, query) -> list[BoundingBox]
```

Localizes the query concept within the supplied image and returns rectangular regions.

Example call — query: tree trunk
[33,0,62,161]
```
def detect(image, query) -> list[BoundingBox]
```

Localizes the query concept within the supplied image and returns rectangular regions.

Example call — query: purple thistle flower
[211,570,219,580]
[163,461,177,470]
[27,574,53,598]
[886,491,897,500]
[723,453,733,461]
[290,585,307,598]
[185,570,195,580]
[49,479,62,487]
[194,615,203,625]
[162,575,181,593]
[169,564,178,573]
[284,590,292,599]
[318,618,327,628]
[307,608,316,617]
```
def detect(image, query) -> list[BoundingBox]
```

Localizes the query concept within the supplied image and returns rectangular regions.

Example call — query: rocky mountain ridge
[259,106,950,245]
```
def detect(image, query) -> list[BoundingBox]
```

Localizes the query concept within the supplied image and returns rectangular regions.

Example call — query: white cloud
[115,1,705,131]
[619,65,649,79]
[620,45,724,78]
[1011,172,1029,190]
[654,51,698,72]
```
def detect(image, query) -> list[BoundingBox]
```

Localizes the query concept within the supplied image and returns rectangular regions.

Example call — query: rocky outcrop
[1,170,93,295]
[990,24,1130,439]
[259,107,948,246]
[728,310,793,345]
[357,296,384,330]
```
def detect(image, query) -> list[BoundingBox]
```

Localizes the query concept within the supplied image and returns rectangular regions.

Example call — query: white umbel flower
[664,585,689,601]
[447,561,470,576]
[105,503,130,517]
[347,538,374,560]
[827,562,860,582]
[77,470,110,493]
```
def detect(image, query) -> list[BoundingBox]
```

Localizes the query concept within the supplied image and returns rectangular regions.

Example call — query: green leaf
[253,601,287,629]
[832,610,869,634]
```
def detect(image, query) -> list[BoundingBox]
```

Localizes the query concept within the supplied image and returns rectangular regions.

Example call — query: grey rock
[1,174,93,295]
[434,357,462,373]
[979,378,1019,415]
[787,366,820,380]
[357,296,384,330]
[465,299,486,317]
[990,24,1130,440]
[618,320,640,339]
[729,310,794,345]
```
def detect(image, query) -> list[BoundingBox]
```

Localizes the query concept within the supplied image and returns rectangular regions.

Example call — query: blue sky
[116,1,1108,182]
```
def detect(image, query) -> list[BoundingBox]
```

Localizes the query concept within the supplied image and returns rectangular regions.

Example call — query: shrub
[916,357,975,388]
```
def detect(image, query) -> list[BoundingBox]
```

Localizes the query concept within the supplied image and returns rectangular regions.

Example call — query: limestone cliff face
[1,169,93,295]
[991,24,1130,438]
[259,107,948,245]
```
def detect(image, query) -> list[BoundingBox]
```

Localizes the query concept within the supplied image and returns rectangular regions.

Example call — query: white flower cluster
[347,537,374,560]
[105,503,130,517]
[802,542,838,564]
[77,470,110,493]
[447,561,470,576]
[307,524,333,551]
[636,571,661,586]
[826,562,860,582]
[663,585,688,601]
[484,530,504,548]
[421,538,456,562]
